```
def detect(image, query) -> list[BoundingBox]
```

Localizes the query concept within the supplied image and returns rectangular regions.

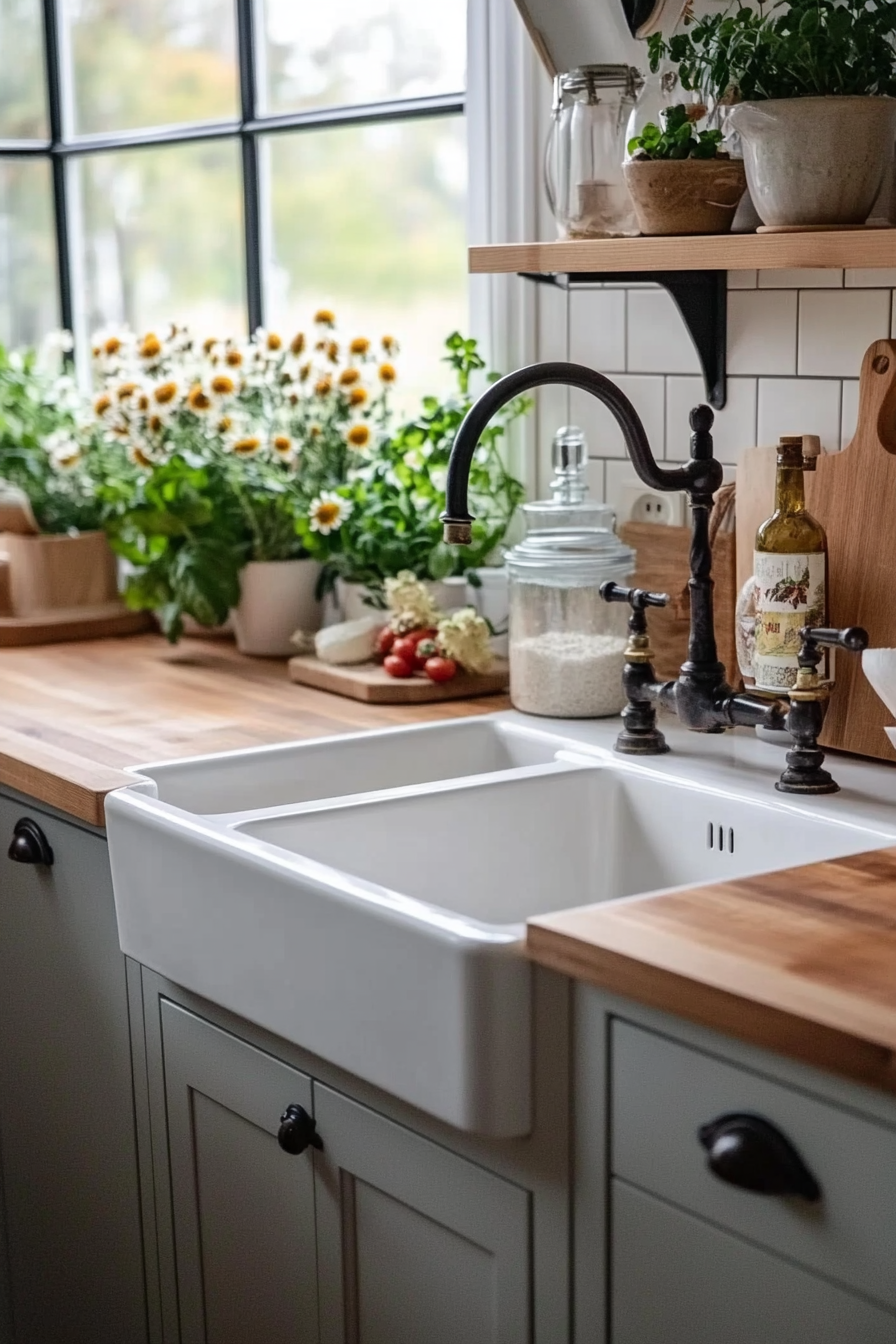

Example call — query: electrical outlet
[616,479,687,528]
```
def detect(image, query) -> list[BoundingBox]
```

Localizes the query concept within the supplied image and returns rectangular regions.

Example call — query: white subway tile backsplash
[757,378,842,451]
[569,288,626,372]
[798,289,890,377]
[846,269,896,288]
[537,283,569,361]
[728,271,757,289]
[728,290,798,376]
[758,269,842,288]
[665,377,758,465]
[840,378,859,449]
[585,458,606,500]
[626,290,701,374]
[570,375,665,460]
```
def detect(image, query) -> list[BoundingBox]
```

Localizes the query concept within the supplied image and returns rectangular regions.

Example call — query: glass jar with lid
[544,64,643,239]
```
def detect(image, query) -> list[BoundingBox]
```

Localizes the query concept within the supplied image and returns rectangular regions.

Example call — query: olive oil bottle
[753,435,827,693]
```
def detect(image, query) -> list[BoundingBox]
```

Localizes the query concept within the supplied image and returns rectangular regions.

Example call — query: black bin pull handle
[698,1112,821,1201]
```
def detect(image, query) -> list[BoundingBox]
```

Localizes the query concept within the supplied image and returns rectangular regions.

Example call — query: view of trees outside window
[0,0,468,403]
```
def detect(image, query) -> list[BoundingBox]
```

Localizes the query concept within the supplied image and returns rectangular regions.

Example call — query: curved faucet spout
[441,361,721,541]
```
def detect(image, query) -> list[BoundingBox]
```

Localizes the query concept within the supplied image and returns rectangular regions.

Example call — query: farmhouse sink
[106,716,896,1137]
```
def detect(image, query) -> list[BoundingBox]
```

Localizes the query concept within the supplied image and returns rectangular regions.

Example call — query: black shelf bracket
[520,269,728,410]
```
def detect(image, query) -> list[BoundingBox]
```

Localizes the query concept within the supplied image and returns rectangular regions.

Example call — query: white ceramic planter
[728,96,896,227]
[335,576,469,623]
[232,558,322,657]
[465,566,509,657]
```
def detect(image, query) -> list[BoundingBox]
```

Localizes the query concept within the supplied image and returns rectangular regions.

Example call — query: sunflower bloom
[187,384,212,413]
[94,393,112,417]
[290,332,305,356]
[139,332,162,360]
[153,380,178,405]
[308,491,352,535]
[349,336,370,356]
[210,373,236,397]
[338,367,360,387]
[378,362,397,384]
[349,386,368,407]
[315,376,332,397]
[347,423,371,450]
[314,308,336,327]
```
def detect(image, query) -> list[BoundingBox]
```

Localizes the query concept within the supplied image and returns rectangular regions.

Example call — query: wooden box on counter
[618,520,738,686]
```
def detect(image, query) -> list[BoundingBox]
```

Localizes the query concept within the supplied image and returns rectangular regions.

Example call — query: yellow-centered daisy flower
[381,335,399,355]
[271,433,295,459]
[116,381,138,401]
[139,332,162,360]
[327,340,339,363]
[128,444,155,470]
[349,386,368,407]
[94,393,112,417]
[202,336,218,355]
[266,332,282,351]
[378,362,397,384]
[338,367,360,387]
[225,347,243,368]
[187,384,212,413]
[349,336,370,356]
[346,423,371,450]
[308,491,352,535]
[103,335,122,357]
[153,380,178,405]
[210,373,236,397]
[314,308,336,327]
[290,332,306,356]
[231,434,262,457]
[298,362,311,382]
[217,415,233,434]
[315,376,332,397]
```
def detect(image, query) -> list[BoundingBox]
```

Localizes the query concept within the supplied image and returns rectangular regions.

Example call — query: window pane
[260,0,466,116]
[264,116,467,411]
[62,0,238,136]
[74,140,245,337]
[0,159,59,345]
[0,0,49,138]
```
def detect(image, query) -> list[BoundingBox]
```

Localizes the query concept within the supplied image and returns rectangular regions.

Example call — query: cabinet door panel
[161,1002,318,1344]
[0,799,146,1344]
[612,1181,896,1344]
[314,1083,530,1344]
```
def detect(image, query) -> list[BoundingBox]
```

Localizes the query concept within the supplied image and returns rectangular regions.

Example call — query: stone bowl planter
[623,157,746,235]
[727,96,896,228]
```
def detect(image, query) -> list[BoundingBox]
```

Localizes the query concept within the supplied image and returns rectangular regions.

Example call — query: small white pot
[232,558,322,657]
[728,95,896,227]
[335,576,469,624]
[465,566,509,657]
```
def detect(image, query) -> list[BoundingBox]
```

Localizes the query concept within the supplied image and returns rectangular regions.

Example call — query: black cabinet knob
[8,818,54,867]
[698,1112,820,1201]
[277,1104,322,1156]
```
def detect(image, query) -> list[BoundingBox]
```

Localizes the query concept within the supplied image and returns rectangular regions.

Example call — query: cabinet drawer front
[611,1019,896,1307]
[612,1181,896,1344]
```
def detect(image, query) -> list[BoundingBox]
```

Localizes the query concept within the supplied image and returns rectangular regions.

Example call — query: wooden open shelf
[470,230,896,275]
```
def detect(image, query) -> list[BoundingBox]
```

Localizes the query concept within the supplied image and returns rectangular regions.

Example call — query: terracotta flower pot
[623,157,747,236]
[231,558,322,657]
[727,96,896,228]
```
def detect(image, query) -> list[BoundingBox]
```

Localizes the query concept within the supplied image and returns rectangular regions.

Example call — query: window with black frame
[0,0,468,401]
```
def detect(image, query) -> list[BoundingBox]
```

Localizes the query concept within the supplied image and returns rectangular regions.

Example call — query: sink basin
[106,717,896,1137]
[131,718,569,814]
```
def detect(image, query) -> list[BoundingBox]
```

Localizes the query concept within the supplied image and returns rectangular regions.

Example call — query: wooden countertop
[528,850,896,1098]
[0,634,509,827]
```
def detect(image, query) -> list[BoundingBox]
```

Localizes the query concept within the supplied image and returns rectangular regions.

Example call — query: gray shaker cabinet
[0,793,147,1344]
[154,1003,532,1344]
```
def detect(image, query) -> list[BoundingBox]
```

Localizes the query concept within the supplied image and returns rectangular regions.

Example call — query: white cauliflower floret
[437,607,493,674]
[384,570,440,632]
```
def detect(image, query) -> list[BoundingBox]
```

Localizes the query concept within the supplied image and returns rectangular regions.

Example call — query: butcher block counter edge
[528,847,896,1098]
[0,634,510,827]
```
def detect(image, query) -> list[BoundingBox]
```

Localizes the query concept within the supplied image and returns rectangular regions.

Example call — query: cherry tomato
[413,637,438,669]
[374,626,395,657]
[384,654,413,678]
[391,636,420,664]
[424,656,457,683]
[408,626,438,645]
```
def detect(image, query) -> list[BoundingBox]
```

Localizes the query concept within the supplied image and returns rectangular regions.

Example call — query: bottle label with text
[752,552,825,692]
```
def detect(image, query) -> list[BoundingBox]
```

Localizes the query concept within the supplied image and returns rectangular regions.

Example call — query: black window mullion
[40,0,73,334]
[236,0,263,333]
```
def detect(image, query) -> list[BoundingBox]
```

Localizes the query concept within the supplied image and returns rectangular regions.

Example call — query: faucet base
[613,698,669,755]
[775,744,840,795]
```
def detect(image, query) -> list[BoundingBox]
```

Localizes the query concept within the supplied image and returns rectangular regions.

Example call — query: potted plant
[298,333,528,614]
[625,104,746,235]
[88,317,388,652]
[0,334,135,619]
[648,0,896,228]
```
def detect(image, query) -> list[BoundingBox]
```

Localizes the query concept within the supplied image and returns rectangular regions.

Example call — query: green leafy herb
[628,104,724,160]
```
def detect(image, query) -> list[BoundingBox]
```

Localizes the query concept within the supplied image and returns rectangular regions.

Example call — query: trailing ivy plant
[648,0,896,103]
[628,104,725,160]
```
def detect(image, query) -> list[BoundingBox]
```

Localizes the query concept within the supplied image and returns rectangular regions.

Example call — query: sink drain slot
[707,823,735,854]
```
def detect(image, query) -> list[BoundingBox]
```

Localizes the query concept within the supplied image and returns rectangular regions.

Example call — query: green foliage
[628,105,724,160]
[298,333,528,603]
[648,0,896,102]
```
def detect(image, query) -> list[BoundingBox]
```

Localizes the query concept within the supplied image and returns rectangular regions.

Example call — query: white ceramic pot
[728,96,896,228]
[465,566,509,657]
[232,558,322,657]
[335,576,469,623]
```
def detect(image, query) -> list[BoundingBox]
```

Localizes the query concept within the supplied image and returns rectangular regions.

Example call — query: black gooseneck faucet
[441,361,868,795]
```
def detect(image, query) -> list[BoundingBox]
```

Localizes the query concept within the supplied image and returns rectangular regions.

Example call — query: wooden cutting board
[737,339,896,763]
[288,656,510,704]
